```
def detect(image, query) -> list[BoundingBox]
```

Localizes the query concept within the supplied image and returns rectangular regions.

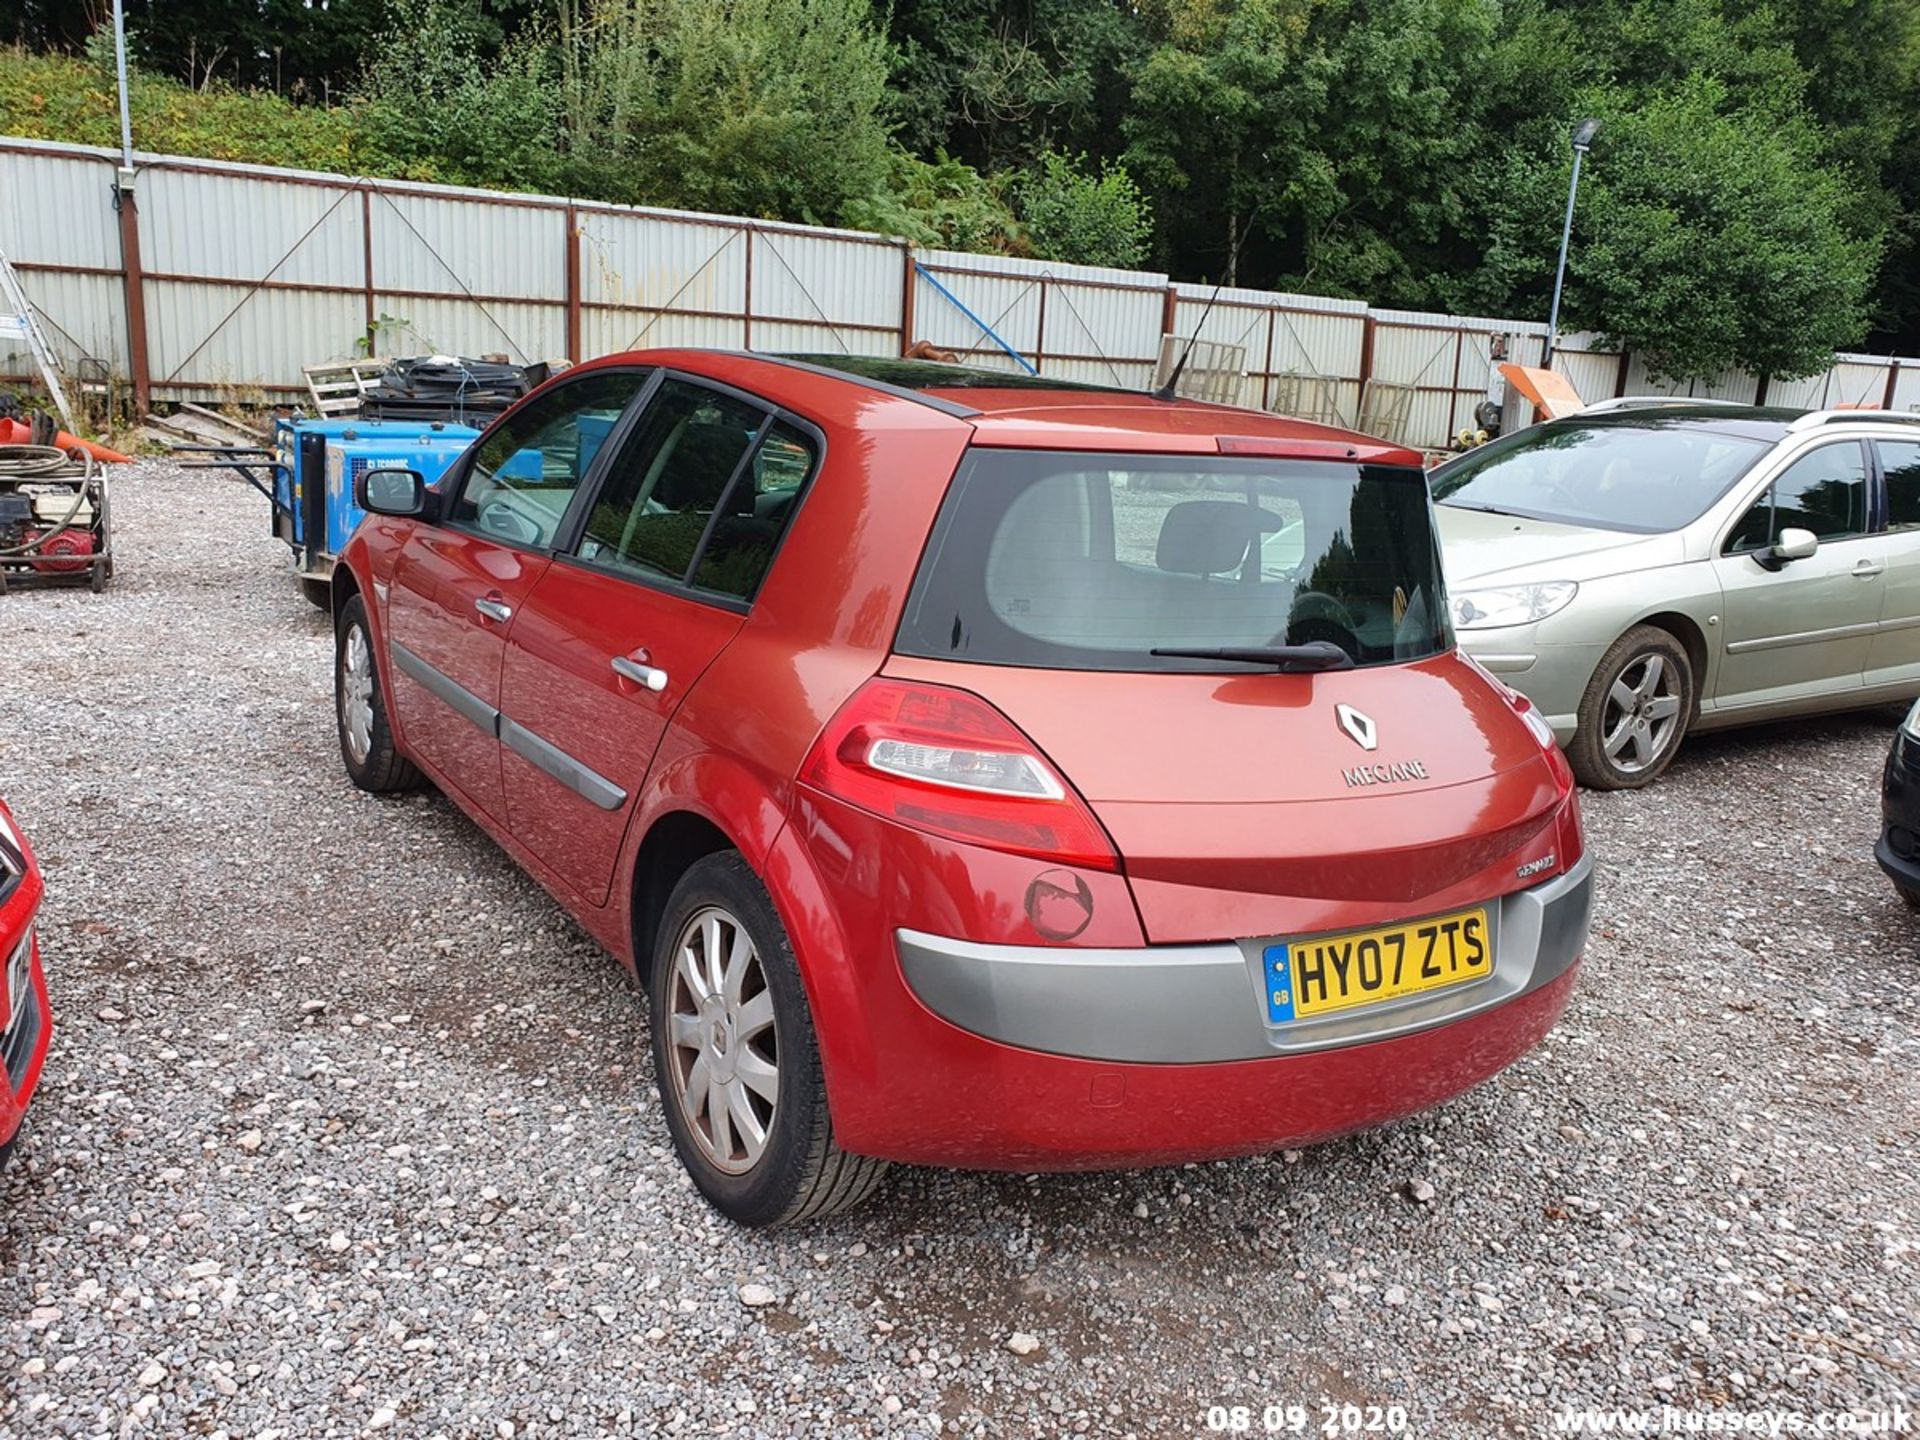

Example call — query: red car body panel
[1,797,51,1151]
[337,349,1588,1171]
[771,787,1574,1168]
[880,652,1567,942]
[387,528,550,820]
[499,562,747,905]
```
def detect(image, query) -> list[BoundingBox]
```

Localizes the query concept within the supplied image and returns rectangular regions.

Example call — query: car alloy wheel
[1570,623,1695,790]
[340,621,375,767]
[663,905,780,1175]
[334,592,421,794]
[1600,651,1683,776]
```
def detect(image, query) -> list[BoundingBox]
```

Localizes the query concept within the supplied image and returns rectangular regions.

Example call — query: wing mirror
[357,467,431,519]
[1763,527,1819,569]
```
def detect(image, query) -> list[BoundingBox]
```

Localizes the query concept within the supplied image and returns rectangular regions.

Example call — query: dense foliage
[4,0,1918,376]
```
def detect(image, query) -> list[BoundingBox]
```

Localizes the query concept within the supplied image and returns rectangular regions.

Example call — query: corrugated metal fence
[6,136,1919,447]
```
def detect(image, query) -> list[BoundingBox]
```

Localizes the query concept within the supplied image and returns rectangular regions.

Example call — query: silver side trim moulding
[500,716,627,812]
[391,641,497,736]
[896,851,1596,1064]
[389,641,628,813]
[1726,620,1879,655]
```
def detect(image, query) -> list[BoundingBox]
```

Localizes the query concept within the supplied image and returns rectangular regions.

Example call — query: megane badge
[1335,702,1430,787]
[1335,703,1377,752]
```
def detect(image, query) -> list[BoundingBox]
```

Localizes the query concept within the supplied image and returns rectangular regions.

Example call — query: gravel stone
[0,460,1915,1435]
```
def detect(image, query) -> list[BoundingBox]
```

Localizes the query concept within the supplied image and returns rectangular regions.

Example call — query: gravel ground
[1,459,1916,1439]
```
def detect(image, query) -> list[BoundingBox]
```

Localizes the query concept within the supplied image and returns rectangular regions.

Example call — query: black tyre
[335,593,422,793]
[1895,882,1920,911]
[1569,625,1694,790]
[649,852,887,1227]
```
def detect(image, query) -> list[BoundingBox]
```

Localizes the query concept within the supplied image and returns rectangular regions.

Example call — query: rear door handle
[611,655,669,692]
[1853,559,1886,578]
[473,596,513,623]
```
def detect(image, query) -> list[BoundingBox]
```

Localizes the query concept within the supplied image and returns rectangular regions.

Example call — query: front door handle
[611,655,669,692]
[1853,559,1886,578]
[473,595,513,623]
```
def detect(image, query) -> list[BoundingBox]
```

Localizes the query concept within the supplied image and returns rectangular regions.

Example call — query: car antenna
[1153,210,1258,403]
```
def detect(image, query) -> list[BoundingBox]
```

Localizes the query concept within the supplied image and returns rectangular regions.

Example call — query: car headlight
[1902,698,1920,742]
[0,808,18,854]
[1452,581,1579,631]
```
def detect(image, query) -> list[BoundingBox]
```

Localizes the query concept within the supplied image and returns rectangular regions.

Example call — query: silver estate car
[1431,400,1920,789]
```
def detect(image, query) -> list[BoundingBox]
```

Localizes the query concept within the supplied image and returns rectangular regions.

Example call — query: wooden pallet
[302,359,387,418]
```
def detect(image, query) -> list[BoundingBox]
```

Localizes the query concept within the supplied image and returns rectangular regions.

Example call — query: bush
[0,46,361,171]
[1017,150,1152,270]
[841,147,1025,252]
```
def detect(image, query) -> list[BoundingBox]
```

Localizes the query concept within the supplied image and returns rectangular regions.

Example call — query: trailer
[274,418,480,607]
[198,417,480,608]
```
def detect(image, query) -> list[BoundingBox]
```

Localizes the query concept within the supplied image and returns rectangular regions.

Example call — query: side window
[691,421,818,601]
[1879,440,1920,531]
[450,371,648,548]
[1725,443,1868,552]
[576,380,766,588]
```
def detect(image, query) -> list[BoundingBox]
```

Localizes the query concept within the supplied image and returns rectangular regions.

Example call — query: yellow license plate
[1262,908,1490,1023]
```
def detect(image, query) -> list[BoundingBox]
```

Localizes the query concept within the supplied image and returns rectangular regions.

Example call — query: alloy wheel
[1600,651,1683,775]
[664,906,780,1175]
[341,623,375,766]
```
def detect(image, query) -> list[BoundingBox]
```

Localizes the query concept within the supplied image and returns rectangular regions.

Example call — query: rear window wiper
[1149,642,1355,672]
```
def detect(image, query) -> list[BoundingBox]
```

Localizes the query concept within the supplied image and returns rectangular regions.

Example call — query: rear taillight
[1556,788,1586,867]
[1504,689,1584,865]
[799,679,1119,871]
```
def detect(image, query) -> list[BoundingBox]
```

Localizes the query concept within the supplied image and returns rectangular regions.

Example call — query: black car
[1876,706,1920,907]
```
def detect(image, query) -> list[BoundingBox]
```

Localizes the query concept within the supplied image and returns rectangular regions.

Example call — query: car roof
[558,349,1424,466]
[774,353,1426,464]
[1533,407,1802,443]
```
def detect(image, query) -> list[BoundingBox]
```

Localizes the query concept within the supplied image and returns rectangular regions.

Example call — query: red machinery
[0,440,115,593]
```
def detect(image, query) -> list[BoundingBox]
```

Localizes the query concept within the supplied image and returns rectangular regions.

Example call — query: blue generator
[272,417,481,607]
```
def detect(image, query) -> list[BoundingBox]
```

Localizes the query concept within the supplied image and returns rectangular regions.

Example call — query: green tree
[550,0,894,223]
[1121,0,1503,294]
[1471,80,1879,379]
[1757,0,1920,347]
[359,0,559,190]
[1017,150,1153,269]
[880,0,1146,172]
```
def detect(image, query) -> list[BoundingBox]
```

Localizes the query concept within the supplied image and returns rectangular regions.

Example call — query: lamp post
[112,0,133,170]
[1544,118,1601,367]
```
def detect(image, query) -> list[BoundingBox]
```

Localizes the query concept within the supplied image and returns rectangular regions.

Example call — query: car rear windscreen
[896,449,1452,672]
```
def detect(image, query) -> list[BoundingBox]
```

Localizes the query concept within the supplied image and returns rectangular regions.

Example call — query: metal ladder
[0,246,75,431]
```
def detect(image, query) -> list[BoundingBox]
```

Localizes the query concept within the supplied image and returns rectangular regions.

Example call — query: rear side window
[897,450,1452,671]
[576,379,818,602]
[1879,440,1920,531]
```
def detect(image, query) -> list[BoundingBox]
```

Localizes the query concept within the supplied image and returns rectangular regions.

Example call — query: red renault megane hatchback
[332,352,1593,1226]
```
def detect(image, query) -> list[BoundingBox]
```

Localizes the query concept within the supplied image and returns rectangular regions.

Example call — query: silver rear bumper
[896,851,1595,1064]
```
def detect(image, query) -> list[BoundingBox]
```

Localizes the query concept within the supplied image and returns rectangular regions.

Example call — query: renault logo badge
[1335,703,1377,751]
